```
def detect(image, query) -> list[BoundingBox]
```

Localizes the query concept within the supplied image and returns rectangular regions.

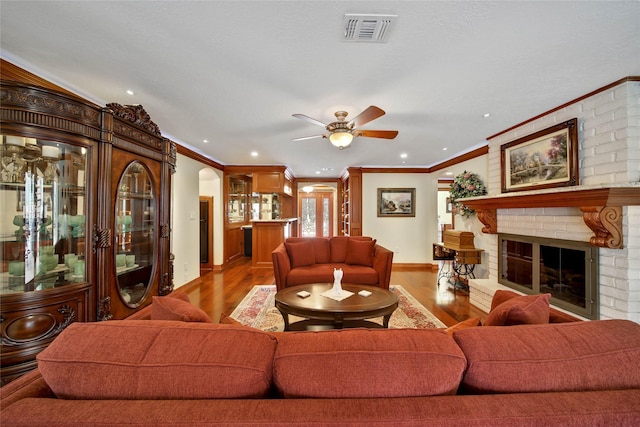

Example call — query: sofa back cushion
[284,240,316,268]
[329,236,372,263]
[453,319,640,394]
[273,328,466,398]
[36,321,277,399]
[345,238,376,267]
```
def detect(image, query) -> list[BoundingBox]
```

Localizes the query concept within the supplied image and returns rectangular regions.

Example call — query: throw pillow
[168,289,192,303]
[151,295,212,323]
[444,317,481,335]
[345,238,376,267]
[285,240,315,268]
[484,293,550,326]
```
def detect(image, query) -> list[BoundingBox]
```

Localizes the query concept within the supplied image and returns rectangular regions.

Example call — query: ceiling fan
[292,105,398,149]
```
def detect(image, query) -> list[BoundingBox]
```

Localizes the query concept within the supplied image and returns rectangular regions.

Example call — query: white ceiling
[1,1,639,178]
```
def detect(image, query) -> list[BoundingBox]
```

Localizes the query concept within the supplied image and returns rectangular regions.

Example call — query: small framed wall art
[377,188,415,217]
[501,118,578,193]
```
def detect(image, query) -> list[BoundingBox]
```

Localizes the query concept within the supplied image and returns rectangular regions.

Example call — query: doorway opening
[298,184,336,237]
[199,196,213,271]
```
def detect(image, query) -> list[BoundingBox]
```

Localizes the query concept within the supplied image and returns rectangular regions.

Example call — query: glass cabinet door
[115,161,155,306]
[1,135,88,294]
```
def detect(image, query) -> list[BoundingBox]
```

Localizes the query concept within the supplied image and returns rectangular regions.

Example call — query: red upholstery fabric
[273,236,392,291]
[345,238,376,266]
[4,390,640,426]
[169,289,192,303]
[484,293,550,326]
[286,263,379,286]
[151,295,212,323]
[329,236,349,263]
[491,289,580,323]
[444,317,481,335]
[36,321,277,399]
[454,319,640,394]
[273,329,466,398]
[284,240,315,268]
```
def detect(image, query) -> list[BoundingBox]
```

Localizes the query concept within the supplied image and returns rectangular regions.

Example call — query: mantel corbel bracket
[580,206,623,249]
[476,209,497,234]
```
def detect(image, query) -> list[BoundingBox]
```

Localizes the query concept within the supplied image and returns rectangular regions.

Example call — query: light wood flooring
[181,257,487,327]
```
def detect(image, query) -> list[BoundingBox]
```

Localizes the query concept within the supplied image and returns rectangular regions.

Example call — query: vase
[332,268,343,296]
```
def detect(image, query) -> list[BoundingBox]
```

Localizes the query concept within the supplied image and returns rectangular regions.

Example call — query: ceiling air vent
[343,14,397,43]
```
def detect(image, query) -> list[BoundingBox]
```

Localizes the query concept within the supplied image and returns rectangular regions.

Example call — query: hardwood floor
[181,257,487,327]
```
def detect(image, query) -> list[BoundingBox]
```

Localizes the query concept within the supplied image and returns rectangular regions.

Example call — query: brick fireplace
[459,78,640,322]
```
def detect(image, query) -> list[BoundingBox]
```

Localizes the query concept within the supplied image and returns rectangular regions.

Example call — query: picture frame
[377,188,415,217]
[501,118,578,193]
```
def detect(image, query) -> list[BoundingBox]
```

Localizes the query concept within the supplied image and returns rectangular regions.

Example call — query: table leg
[382,313,392,328]
[334,313,344,329]
[277,308,291,331]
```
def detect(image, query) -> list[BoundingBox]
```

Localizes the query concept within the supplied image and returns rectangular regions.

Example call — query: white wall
[482,80,640,321]
[171,154,202,288]
[199,168,224,267]
[362,173,436,264]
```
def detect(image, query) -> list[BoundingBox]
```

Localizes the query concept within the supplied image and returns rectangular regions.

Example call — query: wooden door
[199,196,213,270]
[298,191,333,237]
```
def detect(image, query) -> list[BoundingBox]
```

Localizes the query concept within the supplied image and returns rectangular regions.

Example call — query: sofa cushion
[287,263,379,286]
[311,238,331,264]
[484,293,550,326]
[168,289,192,303]
[285,240,316,268]
[329,236,350,263]
[273,329,466,398]
[444,317,481,335]
[151,295,212,323]
[453,319,640,394]
[491,289,579,323]
[345,238,376,267]
[36,321,277,399]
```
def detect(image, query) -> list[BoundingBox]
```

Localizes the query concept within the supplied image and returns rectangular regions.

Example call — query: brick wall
[477,79,640,322]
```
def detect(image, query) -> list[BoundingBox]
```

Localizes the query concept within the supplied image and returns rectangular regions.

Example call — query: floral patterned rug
[230,285,446,332]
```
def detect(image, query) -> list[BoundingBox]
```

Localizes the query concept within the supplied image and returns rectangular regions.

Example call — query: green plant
[450,171,487,218]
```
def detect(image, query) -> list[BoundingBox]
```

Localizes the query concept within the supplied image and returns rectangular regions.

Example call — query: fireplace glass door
[498,233,599,319]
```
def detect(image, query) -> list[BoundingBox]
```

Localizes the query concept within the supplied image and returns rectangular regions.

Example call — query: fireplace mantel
[460,183,640,249]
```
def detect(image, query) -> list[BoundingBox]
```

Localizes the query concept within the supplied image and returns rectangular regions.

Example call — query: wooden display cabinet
[0,74,176,383]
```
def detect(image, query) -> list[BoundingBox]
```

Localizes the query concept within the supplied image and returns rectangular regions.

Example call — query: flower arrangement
[450,171,487,218]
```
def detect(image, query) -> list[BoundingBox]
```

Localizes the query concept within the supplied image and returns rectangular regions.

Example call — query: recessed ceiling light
[126,90,134,95]
[203,139,209,143]
[400,153,408,159]
[483,113,491,118]
[321,167,335,171]
[315,171,321,175]
[251,151,258,157]
[442,147,448,151]
[445,172,453,176]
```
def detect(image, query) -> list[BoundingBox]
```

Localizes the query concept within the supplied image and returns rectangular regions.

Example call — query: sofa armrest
[272,243,291,291]
[373,244,393,289]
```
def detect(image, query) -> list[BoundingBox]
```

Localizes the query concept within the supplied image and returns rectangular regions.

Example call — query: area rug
[229,285,446,332]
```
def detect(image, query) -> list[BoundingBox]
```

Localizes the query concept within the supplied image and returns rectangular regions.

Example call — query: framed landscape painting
[377,188,415,217]
[501,118,578,193]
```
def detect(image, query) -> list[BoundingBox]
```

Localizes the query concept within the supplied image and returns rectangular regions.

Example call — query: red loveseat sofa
[2,289,640,426]
[272,236,393,291]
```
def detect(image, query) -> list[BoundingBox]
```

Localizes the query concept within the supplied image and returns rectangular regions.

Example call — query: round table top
[275,283,398,317]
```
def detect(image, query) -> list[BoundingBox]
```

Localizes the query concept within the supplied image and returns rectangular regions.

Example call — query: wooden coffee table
[275,283,399,331]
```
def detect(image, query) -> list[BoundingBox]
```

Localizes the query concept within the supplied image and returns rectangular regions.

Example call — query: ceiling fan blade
[292,134,326,141]
[354,130,399,139]
[292,114,327,128]
[347,105,385,128]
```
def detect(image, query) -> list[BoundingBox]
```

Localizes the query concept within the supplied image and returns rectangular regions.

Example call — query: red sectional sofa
[2,290,640,426]
[272,236,393,291]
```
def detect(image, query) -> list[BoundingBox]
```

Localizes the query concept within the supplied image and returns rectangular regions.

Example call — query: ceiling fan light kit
[329,131,353,149]
[292,105,398,149]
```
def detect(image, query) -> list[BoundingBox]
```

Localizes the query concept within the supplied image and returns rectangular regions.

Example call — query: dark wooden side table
[274,283,399,331]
